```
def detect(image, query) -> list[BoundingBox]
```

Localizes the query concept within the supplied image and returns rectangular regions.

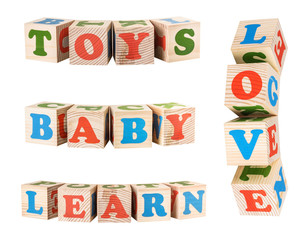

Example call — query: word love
[21,181,207,222]
[24,17,200,64]
[25,102,195,148]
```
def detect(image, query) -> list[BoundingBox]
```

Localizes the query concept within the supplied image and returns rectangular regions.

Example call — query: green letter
[154,102,186,109]
[174,29,195,56]
[28,30,52,56]
[240,166,272,181]
[233,105,269,116]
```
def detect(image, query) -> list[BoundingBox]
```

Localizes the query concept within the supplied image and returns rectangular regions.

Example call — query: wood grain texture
[97,184,131,223]
[113,20,154,65]
[232,158,287,216]
[67,105,109,148]
[225,63,280,117]
[131,183,171,222]
[21,181,64,220]
[25,102,73,146]
[164,181,206,219]
[25,18,73,62]
[58,184,97,222]
[231,19,287,74]
[225,116,280,166]
[69,20,112,65]
[150,17,200,62]
[147,103,195,146]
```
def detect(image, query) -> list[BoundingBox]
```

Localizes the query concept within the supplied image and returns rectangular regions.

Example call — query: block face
[232,159,287,216]
[25,102,73,146]
[110,105,152,148]
[225,63,280,117]
[164,181,206,219]
[150,17,200,62]
[231,19,287,74]
[21,181,64,220]
[97,184,131,223]
[67,105,109,148]
[225,116,280,166]
[113,20,154,65]
[69,20,112,65]
[58,184,97,222]
[148,103,195,146]
[25,18,73,62]
[131,184,171,222]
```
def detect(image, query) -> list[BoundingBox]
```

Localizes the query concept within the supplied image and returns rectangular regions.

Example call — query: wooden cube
[67,105,109,148]
[25,18,74,62]
[164,181,206,219]
[225,116,280,166]
[69,20,112,65]
[25,102,73,146]
[131,183,171,222]
[58,184,97,222]
[150,17,200,62]
[110,105,152,148]
[225,63,280,117]
[21,181,64,219]
[231,19,287,74]
[147,103,195,146]
[113,20,154,65]
[97,184,131,223]
[232,158,287,216]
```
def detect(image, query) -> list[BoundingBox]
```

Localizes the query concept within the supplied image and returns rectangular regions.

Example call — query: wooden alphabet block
[21,181,64,219]
[232,158,287,216]
[164,181,206,219]
[147,103,195,145]
[69,20,112,65]
[58,184,97,222]
[25,18,74,62]
[113,20,154,65]
[110,105,152,148]
[67,105,109,148]
[25,102,73,146]
[150,17,200,62]
[231,19,287,74]
[225,116,280,166]
[131,183,171,222]
[97,184,131,223]
[225,63,280,117]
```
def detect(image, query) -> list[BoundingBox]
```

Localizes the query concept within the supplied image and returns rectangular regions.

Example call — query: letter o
[75,34,103,60]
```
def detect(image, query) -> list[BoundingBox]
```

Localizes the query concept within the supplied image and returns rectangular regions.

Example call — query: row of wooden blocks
[25,17,200,64]
[25,102,195,148]
[21,180,206,222]
[224,18,288,216]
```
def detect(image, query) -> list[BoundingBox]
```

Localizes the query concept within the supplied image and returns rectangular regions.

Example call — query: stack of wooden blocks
[21,180,206,222]
[24,17,200,64]
[224,19,288,216]
[25,102,195,148]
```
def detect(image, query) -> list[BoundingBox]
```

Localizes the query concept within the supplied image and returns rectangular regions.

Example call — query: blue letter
[121,118,148,144]
[160,18,190,24]
[30,113,53,140]
[229,129,263,160]
[35,18,64,25]
[26,191,43,215]
[268,76,278,107]
[183,190,205,215]
[240,24,266,44]
[274,167,286,208]
[142,193,167,217]
[153,114,163,139]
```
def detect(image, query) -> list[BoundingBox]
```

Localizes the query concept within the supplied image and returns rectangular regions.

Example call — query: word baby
[21,181,206,222]
[25,102,195,148]
[224,19,288,216]
[24,17,200,64]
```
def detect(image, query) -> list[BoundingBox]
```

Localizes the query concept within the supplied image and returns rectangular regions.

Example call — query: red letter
[118,33,149,60]
[166,113,192,140]
[240,190,272,212]
[69,117,100,144]
[51,190,58,214]
[232,71,262,100]
[274,30,286,67]
[59,27,69,53]
[171,190,178,212]
[155,31,166,51]
[58,113,67,139]
[268,124,278,157]
[75,34,103,60]
[63,195,86,218]
[101,195,129,219]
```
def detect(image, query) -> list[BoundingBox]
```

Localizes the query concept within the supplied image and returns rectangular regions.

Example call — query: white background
[0,0,304,239]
